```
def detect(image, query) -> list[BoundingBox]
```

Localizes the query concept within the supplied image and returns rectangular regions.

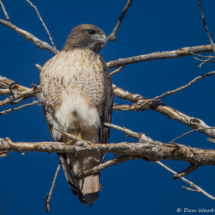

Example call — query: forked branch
[0,19,58,54]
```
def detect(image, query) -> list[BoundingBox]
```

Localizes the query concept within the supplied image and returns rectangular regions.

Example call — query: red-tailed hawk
[40,24,113,204]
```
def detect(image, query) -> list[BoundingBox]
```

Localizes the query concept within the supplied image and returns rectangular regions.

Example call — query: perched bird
[40,24,113,204]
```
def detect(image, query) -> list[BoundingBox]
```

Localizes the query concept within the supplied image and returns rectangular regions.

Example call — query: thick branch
[0,19,59,54]
[107,44,214,68]
[1,138,215,166]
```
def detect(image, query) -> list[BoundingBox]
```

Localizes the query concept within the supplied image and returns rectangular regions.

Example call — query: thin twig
[26,0,56,48]
[139,71,215,108]
[104,122,160,144]
[110,66,124,76]
[0,100,39,115]
[198,0,215,53]
[156,161,215,201]
[191,52,213,58]
[170,127,215,143]
[193,56,215,68]
[182,186,199,193]
[198,56,215,68]
[0,19,59,54]
[107,0,133,42]
[104,122,141,140]
[45,161,61,212]
[194,57,215,63]
[0,0,9,21]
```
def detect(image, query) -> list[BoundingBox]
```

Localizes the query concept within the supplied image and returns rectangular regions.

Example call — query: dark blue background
[1,0,215,214]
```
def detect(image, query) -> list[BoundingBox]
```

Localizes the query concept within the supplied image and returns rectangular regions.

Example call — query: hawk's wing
[41,103,85,201]
[99,56,113,144]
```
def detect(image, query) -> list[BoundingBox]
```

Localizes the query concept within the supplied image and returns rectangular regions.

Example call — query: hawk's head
[63,24,107,53]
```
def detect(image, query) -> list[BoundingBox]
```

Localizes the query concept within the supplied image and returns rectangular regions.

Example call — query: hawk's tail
[59,153,100,204]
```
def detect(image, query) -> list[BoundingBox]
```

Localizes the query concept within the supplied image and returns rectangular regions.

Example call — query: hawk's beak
[100,34,107,47]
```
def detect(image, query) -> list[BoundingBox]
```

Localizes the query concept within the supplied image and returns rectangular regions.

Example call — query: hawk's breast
[40,48,106,139]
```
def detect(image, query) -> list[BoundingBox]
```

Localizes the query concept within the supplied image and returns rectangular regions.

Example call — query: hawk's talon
[67,140,76,145]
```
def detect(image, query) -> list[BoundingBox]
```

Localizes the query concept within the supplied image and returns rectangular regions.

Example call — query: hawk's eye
[87,30,96,35]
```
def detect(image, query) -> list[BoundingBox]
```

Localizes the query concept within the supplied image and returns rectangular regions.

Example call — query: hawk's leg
[66,139,76,145]
[66,128,83,145]
[77,129,83,140]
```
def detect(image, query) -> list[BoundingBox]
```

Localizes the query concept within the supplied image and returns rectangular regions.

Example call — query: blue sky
[1,0,215,214]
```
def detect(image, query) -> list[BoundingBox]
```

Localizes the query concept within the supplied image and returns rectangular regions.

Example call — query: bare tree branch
[112,84,215,139]
[45,161,61,212]
[0,100,39,115]
[107,0,133,42]
[156,161,215,201]
[198,0,215,53]
[0,0,9,21]
[107,44,214,68]
[2,135,215,166]
[139,70,215,109]
[26,0,56,48]
[104,123,200,180]
[0,19,59,54]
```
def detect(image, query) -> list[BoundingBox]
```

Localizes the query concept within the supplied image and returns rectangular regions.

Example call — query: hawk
[40,24,113,204]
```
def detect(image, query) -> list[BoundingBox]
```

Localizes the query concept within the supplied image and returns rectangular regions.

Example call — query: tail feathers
[59,153,100,204]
